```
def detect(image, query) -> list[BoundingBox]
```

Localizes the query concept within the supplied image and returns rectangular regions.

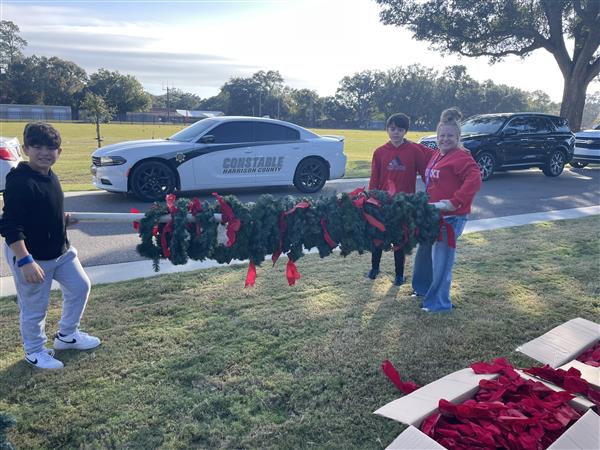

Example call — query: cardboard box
[375,366,595,450]
[547,410,600,450]
[374,368,498,426]
[516,318,600,368]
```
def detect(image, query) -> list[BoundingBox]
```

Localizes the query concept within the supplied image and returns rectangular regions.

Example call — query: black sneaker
[367,268,380,280]
[394,275,405,286]
[410,290,421,297]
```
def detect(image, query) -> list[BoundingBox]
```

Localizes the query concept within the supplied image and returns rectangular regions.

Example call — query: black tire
[130,160,177,202]
[570,161,589,168]
[542,149,566,177]
[293,157,328,193]
[475,152,495,181]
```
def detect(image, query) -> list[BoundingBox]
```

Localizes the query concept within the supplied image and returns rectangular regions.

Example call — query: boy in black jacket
[1,122,100,369]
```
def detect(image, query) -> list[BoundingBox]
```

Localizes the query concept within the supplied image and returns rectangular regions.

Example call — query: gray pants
[5,245,91,354]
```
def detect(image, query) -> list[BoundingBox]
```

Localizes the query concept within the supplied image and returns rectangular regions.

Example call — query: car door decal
[165,140,307,167]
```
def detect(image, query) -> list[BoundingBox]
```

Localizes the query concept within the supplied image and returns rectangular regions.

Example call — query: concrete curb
[1,205,598,298]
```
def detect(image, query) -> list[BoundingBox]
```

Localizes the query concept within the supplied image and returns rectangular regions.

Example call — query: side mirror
[502,128,517,136]
[199,135,215,144]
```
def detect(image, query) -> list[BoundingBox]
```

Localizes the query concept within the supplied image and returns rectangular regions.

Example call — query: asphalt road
[1,165,599,276]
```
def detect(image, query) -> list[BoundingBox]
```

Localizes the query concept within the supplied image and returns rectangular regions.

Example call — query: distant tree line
[1,20,599,129]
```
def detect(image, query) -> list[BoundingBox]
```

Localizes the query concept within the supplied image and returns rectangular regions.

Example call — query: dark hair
[23,122,61,149]
[386,113,410,131]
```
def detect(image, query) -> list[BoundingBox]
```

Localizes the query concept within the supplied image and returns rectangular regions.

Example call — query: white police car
[0,136,23,191]
[91,117,346,201]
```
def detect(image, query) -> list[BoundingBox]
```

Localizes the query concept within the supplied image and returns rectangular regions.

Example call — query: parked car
[419,113,575,181]
[0,137,23,191]
[91,116,346,201]
[571,123,600,168]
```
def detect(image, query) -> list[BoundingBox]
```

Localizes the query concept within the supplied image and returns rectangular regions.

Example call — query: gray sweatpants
[5,245,91,354]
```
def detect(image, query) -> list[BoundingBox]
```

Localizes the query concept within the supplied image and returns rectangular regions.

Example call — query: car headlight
[100,156,127,166]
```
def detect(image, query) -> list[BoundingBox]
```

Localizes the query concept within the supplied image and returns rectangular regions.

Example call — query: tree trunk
[560,72,588,132]
[95,119,102,148]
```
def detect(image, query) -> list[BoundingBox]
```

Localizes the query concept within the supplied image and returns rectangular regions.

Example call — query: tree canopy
[375,0,600,130]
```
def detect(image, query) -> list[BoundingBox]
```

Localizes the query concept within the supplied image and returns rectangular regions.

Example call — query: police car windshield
[169,118,218,142]
[461,116,506,134]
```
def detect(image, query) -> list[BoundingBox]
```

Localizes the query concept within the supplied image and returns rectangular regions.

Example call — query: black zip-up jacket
[0,162,68,260]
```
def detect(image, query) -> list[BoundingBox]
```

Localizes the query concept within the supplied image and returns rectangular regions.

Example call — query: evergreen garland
[135,191,441,279]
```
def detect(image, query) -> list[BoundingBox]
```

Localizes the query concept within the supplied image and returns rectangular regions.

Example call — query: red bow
[213,193,241,247]
[438,217,456,248]
[350,188,386,232]
[381,360,420,394]
[285,255,301,286]
[320,218,336,248]
[245,260,257,287]
[272,201,310,265]
[130,207,141,230]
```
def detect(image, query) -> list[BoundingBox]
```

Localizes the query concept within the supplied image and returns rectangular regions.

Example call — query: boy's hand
[65,213,79,227]
[21,261,45,284]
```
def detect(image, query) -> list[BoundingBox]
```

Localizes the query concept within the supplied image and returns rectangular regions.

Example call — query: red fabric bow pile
[382,358,589,450]
[576,342,600,367]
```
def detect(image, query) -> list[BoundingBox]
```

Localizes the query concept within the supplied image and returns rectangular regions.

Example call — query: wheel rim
[298,161,326,189]
[134,164,174,199]
[478,154,493,180]
[550,152,565,175]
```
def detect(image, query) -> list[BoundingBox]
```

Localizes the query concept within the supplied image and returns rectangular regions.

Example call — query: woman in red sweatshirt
[411,108,482,312]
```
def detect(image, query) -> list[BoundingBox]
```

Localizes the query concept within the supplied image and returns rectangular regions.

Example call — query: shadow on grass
[0,218,599,449]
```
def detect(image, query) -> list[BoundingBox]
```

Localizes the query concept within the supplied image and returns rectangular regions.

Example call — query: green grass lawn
[1,217,598,449]
[0,121,431,191]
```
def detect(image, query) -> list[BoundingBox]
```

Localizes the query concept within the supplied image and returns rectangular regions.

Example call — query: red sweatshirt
[369,140,433,195]
[425,147,482,216]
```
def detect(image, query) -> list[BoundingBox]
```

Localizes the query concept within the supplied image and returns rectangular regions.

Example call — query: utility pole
[163,82,173,123]
[258,90,262,117]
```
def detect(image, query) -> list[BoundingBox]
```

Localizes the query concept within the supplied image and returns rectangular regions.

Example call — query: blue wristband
[17,255,34,267]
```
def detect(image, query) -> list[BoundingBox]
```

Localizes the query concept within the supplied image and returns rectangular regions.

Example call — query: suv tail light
[0,147,17,161]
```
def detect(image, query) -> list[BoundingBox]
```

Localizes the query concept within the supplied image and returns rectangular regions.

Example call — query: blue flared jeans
[411,215,468,312]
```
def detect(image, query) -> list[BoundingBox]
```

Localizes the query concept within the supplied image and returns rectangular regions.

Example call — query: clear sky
[2,0,596,101]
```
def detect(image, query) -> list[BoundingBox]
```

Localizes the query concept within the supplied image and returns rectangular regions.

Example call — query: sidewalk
[1,205,598,298]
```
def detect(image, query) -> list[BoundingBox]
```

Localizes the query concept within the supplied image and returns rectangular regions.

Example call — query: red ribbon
[165,193,177,215]
[320,218,336,248]
[393,223,411,252]
[285,255,301,286]
[576,342,600,367]
[350,189,386,232]
[272,201,311,265]
[187,198,203,236]
[161,222,173,257]
[130,207,141,230]
[245,260,257,288]
[381,360,420,394]
[213,193,241,247]
[438,217,456,248]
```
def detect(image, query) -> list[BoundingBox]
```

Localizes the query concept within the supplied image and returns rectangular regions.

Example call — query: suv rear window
[461,116,506,134]
[549,117,571,132]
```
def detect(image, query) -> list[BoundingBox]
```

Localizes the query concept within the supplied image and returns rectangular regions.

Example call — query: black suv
[419,113,575,181]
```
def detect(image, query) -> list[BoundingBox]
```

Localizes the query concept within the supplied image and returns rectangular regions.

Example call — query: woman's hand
[431,200,456,211]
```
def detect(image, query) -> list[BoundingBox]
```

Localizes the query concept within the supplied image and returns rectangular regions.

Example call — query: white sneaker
[54,330,101,350]
[25,348,64,369]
